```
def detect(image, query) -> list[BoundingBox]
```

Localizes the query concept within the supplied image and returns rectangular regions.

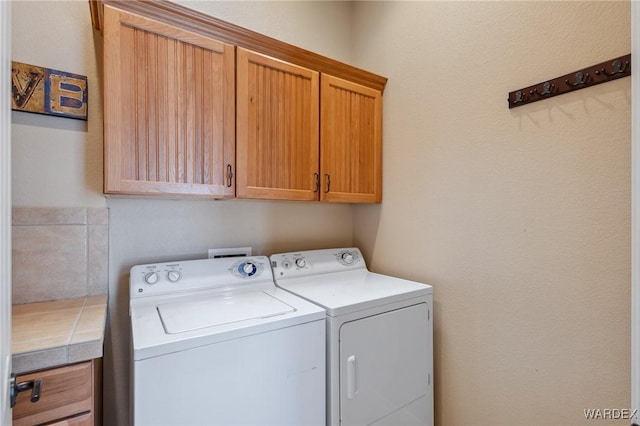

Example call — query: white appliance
[270,248,433,426]
[129,256,326,426]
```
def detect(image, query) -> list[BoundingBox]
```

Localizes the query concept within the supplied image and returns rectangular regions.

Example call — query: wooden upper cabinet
[103,5,235,197]
[236,51,382,203]
[96,0,386,202]
[236,48,319,201]
[320,75,382,203]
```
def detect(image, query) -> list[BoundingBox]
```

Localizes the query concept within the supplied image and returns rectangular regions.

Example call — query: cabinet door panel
[237,48,319,200]
[104,6,235,197]
[13,362,93,426]
[321,75,382,203]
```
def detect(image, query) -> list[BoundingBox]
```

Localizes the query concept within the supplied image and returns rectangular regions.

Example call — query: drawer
[49,412,93,426]
[13,361,93,426]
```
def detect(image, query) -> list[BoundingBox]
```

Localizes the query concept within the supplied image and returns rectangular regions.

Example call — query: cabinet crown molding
[89,0,388,92]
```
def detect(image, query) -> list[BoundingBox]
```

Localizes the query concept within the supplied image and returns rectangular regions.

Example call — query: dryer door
[339,303,431,426]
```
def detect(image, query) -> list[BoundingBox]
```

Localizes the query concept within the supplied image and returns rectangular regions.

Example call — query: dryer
[270,248,433,426]
[129,256,326,426]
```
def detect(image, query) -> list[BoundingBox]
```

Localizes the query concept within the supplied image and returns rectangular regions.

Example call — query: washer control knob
[240,262,257,277]
[295,258,307,268]
[167,270,182,283]
[341,252,354,264]
[144,272,159,285]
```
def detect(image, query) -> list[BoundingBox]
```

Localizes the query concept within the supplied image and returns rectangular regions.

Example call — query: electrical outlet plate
[208,247,252,259]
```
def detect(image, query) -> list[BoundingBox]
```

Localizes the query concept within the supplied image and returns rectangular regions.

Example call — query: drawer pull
[10,373,42,407]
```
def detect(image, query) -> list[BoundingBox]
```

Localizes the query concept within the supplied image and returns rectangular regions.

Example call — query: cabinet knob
[324,174,331,193]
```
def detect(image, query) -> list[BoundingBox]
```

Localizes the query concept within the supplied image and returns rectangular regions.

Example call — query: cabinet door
[321,75,382,203]
[236,48,319,200]
[13,362,93,426]
[103,6,235,197]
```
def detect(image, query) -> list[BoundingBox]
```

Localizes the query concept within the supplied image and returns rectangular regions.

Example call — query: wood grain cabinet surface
[96,0,386,202]
[13,360,101,426]
[236,50,383,203]
[236,48,320,201]
[103,5,235,198]
[320,75,382,203]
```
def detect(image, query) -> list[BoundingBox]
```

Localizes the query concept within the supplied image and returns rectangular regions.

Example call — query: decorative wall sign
[11,61,88,120]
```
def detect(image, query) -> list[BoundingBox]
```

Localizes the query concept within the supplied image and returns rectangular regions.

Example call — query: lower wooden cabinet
[13,360,101,426]
[48,412,93,426]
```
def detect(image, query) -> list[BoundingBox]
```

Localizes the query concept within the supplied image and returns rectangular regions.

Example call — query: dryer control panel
[130,256,272,298]
[270,248,366,279]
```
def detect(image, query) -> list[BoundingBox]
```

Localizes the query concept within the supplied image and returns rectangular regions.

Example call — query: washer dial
[337,251,359,266]
[340,251,354,265]
[167,270,182,282]
[144,272,159,285]
[238,262,258,277]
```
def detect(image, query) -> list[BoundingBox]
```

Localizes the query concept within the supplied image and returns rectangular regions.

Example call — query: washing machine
[270,248,433,426]
[129,256,326,426]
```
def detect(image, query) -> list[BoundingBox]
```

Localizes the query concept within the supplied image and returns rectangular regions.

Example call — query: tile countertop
[12,295,107,374]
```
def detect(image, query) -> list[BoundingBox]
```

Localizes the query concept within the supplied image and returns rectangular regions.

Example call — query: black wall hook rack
[508,53,631,109]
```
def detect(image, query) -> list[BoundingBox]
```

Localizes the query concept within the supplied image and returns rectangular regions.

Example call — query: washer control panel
[140,264,184,287]
[270,248,365,279]
[130,256,272,298]
[230,260,265,278]
[337,250,358,266]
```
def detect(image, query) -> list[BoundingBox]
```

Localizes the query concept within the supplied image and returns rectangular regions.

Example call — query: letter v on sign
[11,67,43,108]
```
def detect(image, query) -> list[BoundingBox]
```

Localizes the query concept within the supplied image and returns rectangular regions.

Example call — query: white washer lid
[276,269,432,317]
[130,286,325,361]
[158,291,294,334]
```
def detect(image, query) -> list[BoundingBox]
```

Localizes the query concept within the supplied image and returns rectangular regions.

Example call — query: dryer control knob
[167,270,182,283]
[295,258,307,268]
[241,262,257,276]
[341,252,354,264]
[144,272,159,285]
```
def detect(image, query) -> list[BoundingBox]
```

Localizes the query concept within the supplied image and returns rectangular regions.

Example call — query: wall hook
[595,59,629,77]
[513,90,526,104]
[533,81,554,96]
[565,71,589,87]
